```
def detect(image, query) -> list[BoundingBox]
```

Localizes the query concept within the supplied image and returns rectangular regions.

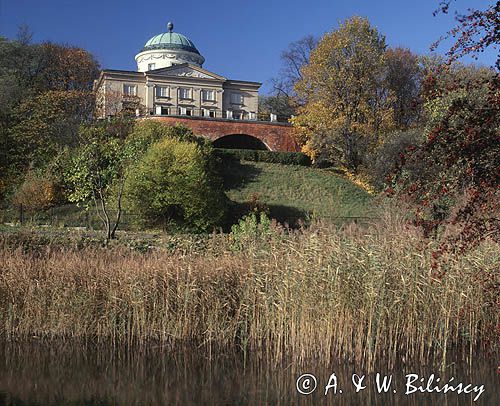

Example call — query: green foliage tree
[0,34,39,198]
[258,94,295,119]
[367,129,423,190]
[9,90,95,172]
[65,120,132,241]
[126,120,204,155]
[230,211,273,251]
[124,136,227,232]
[421,64,494,127]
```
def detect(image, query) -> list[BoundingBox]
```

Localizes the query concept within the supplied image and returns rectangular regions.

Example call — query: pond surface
[0,341,497,405]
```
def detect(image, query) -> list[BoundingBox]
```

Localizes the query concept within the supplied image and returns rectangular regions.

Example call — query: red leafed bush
[390,70,499,267]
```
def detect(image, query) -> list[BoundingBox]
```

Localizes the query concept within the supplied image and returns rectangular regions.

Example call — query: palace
[94,22,261,121]
[93,21,298,152]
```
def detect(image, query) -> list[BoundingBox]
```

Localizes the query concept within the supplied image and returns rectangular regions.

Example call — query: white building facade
[94,22,260,120]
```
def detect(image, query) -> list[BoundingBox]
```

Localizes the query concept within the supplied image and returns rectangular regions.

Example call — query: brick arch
[212,133,270,150]
[150,116,300,152]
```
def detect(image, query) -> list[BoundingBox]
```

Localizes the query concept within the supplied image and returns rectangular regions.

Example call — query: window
[155,86,169,98]
[123,84,137,96]
[179,87,191,100]
[230,92,243,105]
[148,63,156,70]
[202,108,216,118]
[233,112,242,120]
[155,106,170,115]
[202,89,215,101]
[179,107,192,116]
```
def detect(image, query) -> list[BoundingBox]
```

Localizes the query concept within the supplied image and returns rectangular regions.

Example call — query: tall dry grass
[0,214,498,370]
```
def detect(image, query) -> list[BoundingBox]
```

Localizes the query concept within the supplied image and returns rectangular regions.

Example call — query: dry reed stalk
[0,217,498,370]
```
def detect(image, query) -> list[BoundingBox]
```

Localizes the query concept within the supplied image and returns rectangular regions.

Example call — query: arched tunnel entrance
[212,134,270,150]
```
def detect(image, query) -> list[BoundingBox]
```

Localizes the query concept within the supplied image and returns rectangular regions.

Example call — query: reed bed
[0,216,498,370]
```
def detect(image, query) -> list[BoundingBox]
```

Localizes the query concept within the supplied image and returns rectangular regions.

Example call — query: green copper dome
[142,22,201,54]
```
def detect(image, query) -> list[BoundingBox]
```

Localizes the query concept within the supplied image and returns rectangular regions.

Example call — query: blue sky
[0,0,496,93]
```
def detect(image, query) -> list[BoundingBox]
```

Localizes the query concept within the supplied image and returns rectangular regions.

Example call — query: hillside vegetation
[222,160,376,226]
[2,159,377,231]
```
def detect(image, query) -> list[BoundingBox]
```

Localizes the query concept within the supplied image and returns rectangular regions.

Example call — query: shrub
[127,121,206,156]
[367,129,423,190]
[11,170,62,212]
[229,211,274,250]
[214,148,311,166]
[124,137,228,232]
[390,70,499,253]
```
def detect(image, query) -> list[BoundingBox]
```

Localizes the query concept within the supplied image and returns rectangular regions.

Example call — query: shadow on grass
[268,204,310,228]
[216,157,263,191]
[218,158,310,230]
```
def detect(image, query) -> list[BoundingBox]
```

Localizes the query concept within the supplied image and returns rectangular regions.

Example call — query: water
[0,341,497,405]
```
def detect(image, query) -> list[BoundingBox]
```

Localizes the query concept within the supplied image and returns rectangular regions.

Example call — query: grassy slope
[222,160,377,224]
[1,161,377,230]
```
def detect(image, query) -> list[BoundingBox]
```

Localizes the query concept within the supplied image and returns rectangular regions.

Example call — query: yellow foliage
[292,16,394,169]
[342,169,376,195]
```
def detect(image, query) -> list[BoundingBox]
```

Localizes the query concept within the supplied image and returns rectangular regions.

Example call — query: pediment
[147,64,226,81]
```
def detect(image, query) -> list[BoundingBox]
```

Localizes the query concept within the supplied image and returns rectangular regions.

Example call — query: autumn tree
[384,2,499,262]
[389,65,498,260]
[293,17,389,170]
[11,170,62,213]
[385,48,423,128]
[8,90,95,172]
[0,33,100,201]
[31,42,100,91]
[0,35,99,97]
[258,94,295,119]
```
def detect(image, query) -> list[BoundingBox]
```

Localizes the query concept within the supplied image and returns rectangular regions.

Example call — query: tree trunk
[343,129,360,173]
[98,189,112,243]
[110,179,125,240]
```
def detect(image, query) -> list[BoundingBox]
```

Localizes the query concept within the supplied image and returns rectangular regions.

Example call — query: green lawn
[222,160,377,225]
